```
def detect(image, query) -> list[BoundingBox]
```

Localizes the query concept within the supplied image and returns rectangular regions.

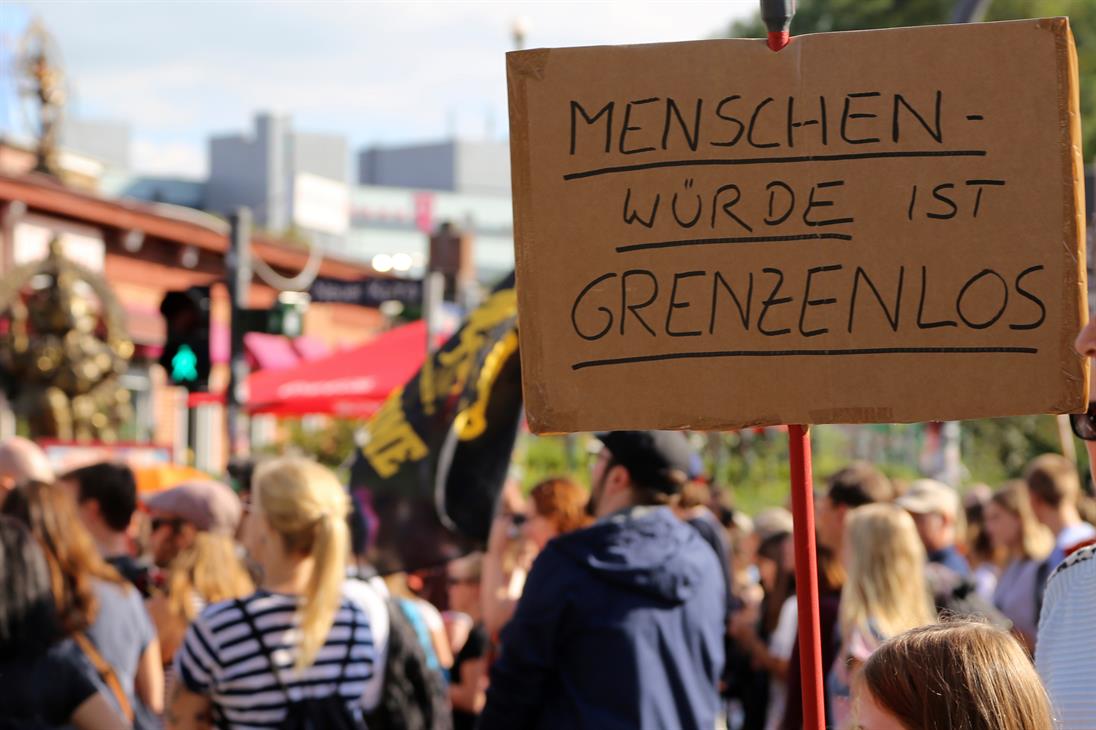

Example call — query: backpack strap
[1035,558,1052,622]
[337,602,357,697]
[398,599,441,673]
[73,631,134,723]
[234,598,292,703]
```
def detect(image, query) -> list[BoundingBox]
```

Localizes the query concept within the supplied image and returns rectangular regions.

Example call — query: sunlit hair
[1025,453,1081,509]
[964,487,996,568]
[757,531,794,637]
[990,481,1053,562]
[827,461,894,508]
[860,621,1053,730]
[450,551,484,582]
[530,476,591,535]
[818,544,845,594]
[840,504,936,643]
[675,480,711,511]
[1,481,125,635]
[253,457,349,671]
[167,532,253,623]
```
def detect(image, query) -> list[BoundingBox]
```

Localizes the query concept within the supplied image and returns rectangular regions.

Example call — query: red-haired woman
[482,477,591,638]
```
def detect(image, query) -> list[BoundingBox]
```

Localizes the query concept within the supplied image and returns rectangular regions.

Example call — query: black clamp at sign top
[761,0,796,50]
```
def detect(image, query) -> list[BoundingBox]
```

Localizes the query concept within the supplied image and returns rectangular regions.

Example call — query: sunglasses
[447,576,478,587]
[1071,402,1096,441]
[150,517,184,533]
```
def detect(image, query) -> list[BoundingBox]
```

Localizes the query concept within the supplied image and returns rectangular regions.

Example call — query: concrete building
[358,140,511,196]
[106,172,515,285]
[207,113,350,238]
[340,183,513,282]
[78,113,518,285]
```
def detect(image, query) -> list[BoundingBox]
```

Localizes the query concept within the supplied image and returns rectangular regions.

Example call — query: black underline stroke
[562,150,988,181]
[571,346,1038,371]
[616,232,852,253]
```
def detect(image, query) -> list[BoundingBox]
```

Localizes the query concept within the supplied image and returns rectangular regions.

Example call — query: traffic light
[266,292,309,338]
[238,293,310,339]
[159,286,212,391]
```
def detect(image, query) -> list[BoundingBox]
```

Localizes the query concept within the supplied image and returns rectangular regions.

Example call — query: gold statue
[0,239,134,442]
[19,20,66,176]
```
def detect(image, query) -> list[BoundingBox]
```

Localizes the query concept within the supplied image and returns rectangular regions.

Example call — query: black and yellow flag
[349,273,521,573]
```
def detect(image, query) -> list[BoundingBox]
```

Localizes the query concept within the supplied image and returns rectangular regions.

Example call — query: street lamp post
[512,17,529,51]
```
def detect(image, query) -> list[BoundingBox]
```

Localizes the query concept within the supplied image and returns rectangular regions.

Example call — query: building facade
[207,113,350,241]
[105,124,516,285]
[358,139,511,196]
[0,165,383,469]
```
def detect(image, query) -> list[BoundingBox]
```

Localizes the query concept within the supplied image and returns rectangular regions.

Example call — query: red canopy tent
[247,320,435,417]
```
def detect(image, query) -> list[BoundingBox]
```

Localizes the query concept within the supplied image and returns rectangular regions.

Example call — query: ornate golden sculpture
[19,20,65,176]
[0,239,134,442]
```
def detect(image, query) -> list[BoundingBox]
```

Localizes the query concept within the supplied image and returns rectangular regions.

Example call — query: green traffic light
[171,344,199,383]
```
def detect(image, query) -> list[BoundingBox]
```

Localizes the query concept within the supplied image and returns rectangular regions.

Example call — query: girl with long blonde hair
[985,480,1053,651]
[832,503,937,728]
[147,532,254,691]
[168,458,376,729]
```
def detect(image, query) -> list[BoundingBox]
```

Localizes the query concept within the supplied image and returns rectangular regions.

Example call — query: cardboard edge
[506,50,554,435]
[1048,17,1091,411]
[512,20,1086,433]
[506,48,550,81]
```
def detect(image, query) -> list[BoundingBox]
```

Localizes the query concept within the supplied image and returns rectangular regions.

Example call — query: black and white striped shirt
[176,590,375,729]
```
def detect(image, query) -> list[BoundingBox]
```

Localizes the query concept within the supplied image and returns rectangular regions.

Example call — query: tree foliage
[730,0,1096,159]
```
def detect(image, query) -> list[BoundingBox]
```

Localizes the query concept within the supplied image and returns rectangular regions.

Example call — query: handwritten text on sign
[508,19,1087,433]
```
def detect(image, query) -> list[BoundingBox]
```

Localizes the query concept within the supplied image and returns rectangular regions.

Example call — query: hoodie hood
[551,506,708,603]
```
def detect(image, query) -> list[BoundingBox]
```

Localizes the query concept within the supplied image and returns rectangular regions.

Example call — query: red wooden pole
[761,4,824,724]
[788,424,826,730]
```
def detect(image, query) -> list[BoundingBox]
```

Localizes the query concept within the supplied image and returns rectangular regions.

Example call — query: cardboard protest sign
[508,18,1088,434]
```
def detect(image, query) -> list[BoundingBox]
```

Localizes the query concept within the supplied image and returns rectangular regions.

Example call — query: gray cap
[895,479,960,519]
[754,507,794,542]
[144,480,242,535]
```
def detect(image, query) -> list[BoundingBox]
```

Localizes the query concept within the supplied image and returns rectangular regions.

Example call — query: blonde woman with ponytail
[168,458,376,729]
[830,503,938,729]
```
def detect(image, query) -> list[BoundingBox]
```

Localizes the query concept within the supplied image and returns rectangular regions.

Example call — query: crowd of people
[4,324,1096,729]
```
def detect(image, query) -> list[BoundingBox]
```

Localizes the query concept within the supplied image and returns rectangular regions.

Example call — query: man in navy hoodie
[479,430,727,730]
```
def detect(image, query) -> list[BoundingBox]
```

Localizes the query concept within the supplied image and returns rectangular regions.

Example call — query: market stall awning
[244,332,300,371]
[134,464,210,494]
[247,320,436,417]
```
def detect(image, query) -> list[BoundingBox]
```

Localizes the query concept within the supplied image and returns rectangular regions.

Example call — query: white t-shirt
[765,596,799,730]
[343,575,391,712]
[1048,521,1096,569]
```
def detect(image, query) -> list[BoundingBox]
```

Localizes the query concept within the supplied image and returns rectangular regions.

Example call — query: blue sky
[1,1,754,177]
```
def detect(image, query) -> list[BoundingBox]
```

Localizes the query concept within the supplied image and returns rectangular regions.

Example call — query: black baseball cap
[594,431,694,494]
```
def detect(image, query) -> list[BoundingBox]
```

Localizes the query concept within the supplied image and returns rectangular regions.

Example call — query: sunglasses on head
[1070,402,1096,441]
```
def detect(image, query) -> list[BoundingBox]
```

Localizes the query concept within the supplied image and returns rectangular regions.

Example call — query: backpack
[363,598,453,730]
[924,562,1011,629]
[232,599,366,730]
